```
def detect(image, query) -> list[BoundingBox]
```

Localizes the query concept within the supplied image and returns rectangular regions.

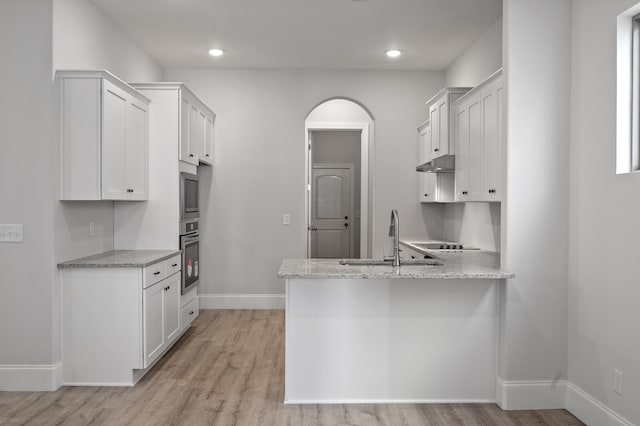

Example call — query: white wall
[164,68,445,297]
[53,0,162,82]
[568,0,640,423]
[500,0,571,400]
[446,17,503,88]
[0,0,56,370]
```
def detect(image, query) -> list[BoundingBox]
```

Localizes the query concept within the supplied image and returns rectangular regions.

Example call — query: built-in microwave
[180,172,199,221]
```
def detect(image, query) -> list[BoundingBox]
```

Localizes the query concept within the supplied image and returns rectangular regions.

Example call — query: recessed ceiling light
[386,49,402,58]
[208,49,224,57]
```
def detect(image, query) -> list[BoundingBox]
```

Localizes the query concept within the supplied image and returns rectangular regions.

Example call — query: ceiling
[90,0,502,70]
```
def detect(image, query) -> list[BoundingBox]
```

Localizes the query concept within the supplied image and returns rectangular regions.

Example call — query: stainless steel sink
[338,259,443,266]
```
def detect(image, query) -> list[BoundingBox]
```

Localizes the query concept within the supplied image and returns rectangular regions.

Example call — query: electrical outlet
[614,369,623,396]
[283,214,291,225]
[0,224,23,243]
[89,222,95,237]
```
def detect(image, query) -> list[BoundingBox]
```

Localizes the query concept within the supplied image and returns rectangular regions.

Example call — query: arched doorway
[305,98,375,259]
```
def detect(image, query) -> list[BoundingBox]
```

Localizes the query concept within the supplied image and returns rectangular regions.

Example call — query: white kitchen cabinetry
[426,87,471,159]
[418,121,437,203]
[61,254,183,386]
[178,88,215,166]
[58,70,150,201]
[417,120,455,203]
[454,70,504,202]
[143,271,181,368]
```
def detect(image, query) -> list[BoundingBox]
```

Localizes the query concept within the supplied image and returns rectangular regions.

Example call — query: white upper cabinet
[418,121,437,203]
[178,88,215,166]
[453,70,504,202]
[417,120,455,203]
[58,70,149,201]
[425,87,471,159]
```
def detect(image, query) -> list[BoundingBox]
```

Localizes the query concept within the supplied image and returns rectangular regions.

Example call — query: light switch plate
[0,224,23,242]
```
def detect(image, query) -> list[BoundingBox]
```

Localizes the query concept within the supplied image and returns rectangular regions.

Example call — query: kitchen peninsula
[278,250,513,404]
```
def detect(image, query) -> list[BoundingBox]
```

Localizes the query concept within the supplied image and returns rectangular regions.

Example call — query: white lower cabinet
[143,272,181,368]
[61,255,183,386]
[181,296,200,332]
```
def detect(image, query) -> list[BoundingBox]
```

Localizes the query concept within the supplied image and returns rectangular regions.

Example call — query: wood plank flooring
[0,310,583,425]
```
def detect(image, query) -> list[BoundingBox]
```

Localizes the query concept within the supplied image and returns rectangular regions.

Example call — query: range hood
[416,154,455,173]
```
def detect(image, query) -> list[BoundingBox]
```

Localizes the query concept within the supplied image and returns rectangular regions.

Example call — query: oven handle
[181,236,199,245]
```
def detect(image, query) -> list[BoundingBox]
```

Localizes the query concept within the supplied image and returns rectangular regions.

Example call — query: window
[617,4,640,174]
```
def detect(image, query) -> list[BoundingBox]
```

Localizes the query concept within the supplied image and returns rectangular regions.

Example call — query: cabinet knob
[189,311,195,315]
[189,154,194,157]
[154,271,161,275]
[434,148,440,152]
[424,194,429,197]
[206,154,210,157]
[344,223,349,227]
[462,191,468,195]
[172,263,178,267]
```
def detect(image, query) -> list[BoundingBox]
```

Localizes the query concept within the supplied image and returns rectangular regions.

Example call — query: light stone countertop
[278,250,514,280]
[57,250,181,269]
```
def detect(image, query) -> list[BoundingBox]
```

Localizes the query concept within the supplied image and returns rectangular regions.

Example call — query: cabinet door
[126,98,148,200]
[143,281,165,368]
[437,97,449,156]
[101,80,128,200]
[197,110,209,164]
[188,104,199,164]
[418,123,437,203]
[482,81,503,201]
[429,104,440,158]
[204,116,214,162]
[180,97,191,163]
[455,102,470,201]
[467,99,483,200]
[164,273,181,344]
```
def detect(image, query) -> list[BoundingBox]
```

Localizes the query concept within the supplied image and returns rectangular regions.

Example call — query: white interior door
[311,165,353,259]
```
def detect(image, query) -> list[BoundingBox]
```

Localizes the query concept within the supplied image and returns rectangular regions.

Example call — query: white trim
[566,382,634,426]
[495,378,567,410]
[199,293,285,310]
[284,398,496,405]
[0,362,62,391]
[305,121,372,258]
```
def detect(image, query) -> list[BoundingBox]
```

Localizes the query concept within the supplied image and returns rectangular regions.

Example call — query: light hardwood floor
[0,310,583,425]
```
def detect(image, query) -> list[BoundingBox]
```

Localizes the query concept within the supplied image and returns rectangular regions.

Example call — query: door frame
[310,163,355,258]
[305,122,371,258]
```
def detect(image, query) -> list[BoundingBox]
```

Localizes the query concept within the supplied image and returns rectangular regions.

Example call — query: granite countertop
[58,250,181,269]
[278,243,514,280]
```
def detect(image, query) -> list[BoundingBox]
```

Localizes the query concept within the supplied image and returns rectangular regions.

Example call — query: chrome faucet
[388,209,400,267]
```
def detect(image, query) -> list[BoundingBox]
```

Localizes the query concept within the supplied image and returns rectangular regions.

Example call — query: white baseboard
[496,378,567,410]
[0,362,62,391]
[285,398,495,405]
[199,293,285,310]
[565,382,633,426]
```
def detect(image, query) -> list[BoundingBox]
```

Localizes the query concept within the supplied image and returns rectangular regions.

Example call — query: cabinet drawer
[143,262,166,289]
[166,255,181,276]
[181,296,199,331]
[143,255,182,289]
